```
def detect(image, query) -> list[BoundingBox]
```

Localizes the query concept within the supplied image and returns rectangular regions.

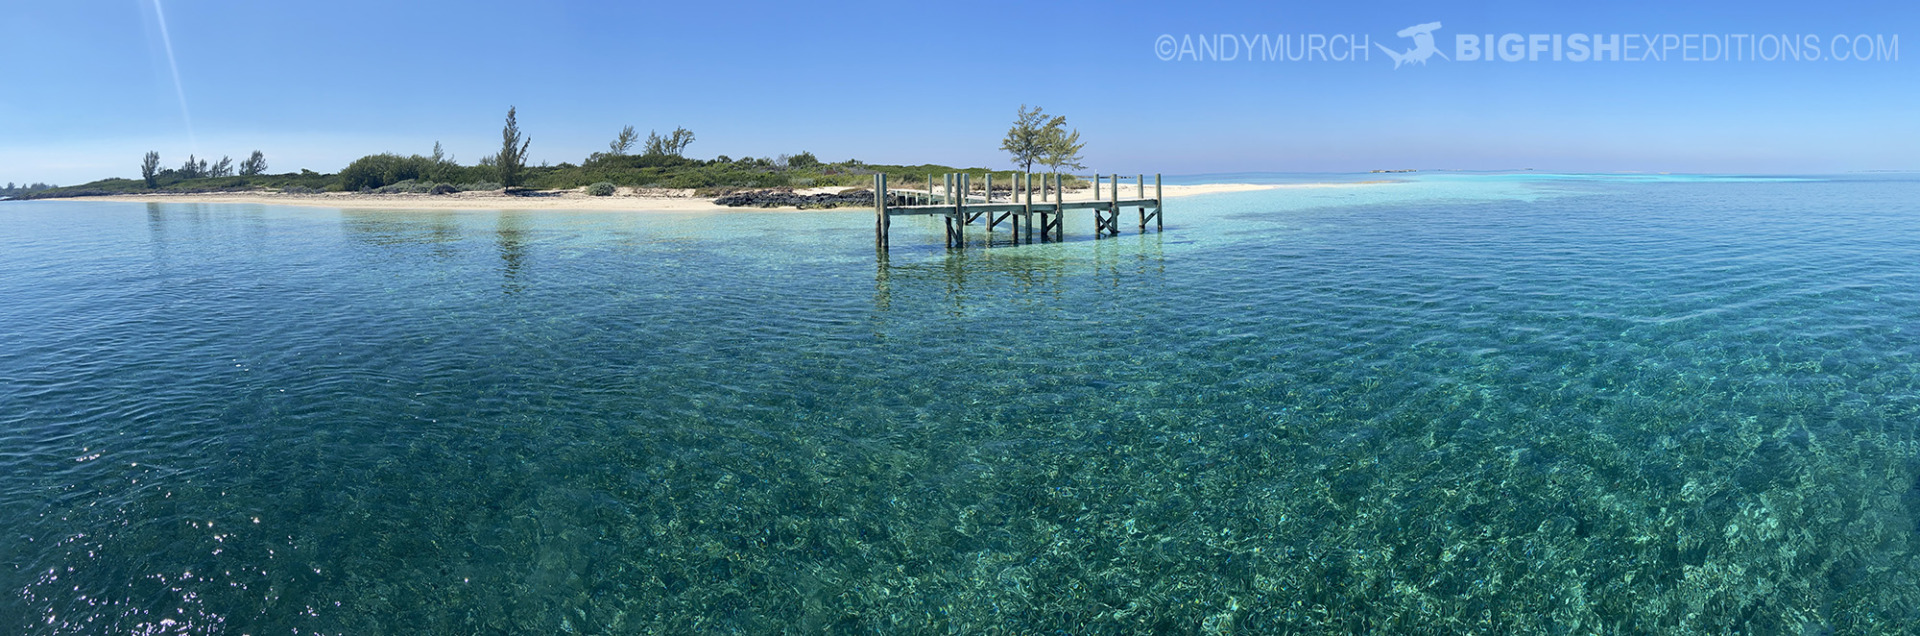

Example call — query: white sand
[1041,181,1394,202]
[48,181,1396,213]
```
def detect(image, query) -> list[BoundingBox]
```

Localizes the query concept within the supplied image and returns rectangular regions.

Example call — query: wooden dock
[873,172,1163,251]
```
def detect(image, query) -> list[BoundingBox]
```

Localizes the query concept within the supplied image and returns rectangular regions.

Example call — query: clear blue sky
[1,0,1915,185]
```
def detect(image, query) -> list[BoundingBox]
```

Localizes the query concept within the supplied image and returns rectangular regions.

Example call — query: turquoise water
[4,174,1920,633]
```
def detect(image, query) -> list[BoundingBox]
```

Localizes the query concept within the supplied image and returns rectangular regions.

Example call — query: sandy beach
[43,181,1394,212]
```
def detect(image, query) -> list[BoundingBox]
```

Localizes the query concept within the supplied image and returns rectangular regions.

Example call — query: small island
[13,106,1314,212]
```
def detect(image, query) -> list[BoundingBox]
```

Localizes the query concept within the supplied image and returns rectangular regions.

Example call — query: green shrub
[585,181,616,196]
[341,154,421,190]
[339,154,479,191]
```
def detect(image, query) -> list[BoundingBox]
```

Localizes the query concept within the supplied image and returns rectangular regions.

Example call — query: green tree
[1040,127,1085,173]
[178,154,208,179]
[239,150,267,176]
[493,106,532,189]
[643,127,695,157]
[141,151,161,188]
[210,156,234,178]
[1000,104,1066,173]
[609,125,639,156]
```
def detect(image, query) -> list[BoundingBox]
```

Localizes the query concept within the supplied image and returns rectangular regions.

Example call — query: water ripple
[5,175,1920,632]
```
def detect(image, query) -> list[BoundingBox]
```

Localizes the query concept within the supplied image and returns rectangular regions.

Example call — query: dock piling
[1022,172,1034,243]
[1137,174,1146,230]
[1047,173,1064,240]
[1103,173,1120,236]
[874,173,889,250]
[1154,174,1163,230]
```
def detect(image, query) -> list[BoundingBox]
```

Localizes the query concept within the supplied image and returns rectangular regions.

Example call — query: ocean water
[4,174,1920,634]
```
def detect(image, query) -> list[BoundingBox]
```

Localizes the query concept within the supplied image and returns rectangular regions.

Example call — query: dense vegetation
[17,154,1077,200]
[20,171,337,199]
[1,182,55,198]
[13,106,1089,200]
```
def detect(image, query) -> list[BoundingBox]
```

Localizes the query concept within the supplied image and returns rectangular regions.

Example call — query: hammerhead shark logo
[1377,22,1447,69]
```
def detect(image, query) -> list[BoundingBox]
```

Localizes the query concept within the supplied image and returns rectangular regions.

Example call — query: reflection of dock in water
[872,230,1166,312]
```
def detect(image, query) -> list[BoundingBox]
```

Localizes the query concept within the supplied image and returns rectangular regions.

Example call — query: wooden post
[1144,174,1159,231]
[1040,173,1048,241]
[955,173,967,247]
[1137,173,1146,230]
[1023,172,1033,243]
[1093,173,1102,236]
[1052,173,1063,240]
[959,173,968,247]
[982,172,993,230]
[1108,173,1119,236]
[943,172,955,247]
[1058,173,1066,239]
[874,173,889,251]
[1096,174,1105,236]
[968,172,976,222]
[1039,173,1049,241]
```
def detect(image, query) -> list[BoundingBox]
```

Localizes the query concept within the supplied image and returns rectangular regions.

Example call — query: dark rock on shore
[713,188,907,209]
